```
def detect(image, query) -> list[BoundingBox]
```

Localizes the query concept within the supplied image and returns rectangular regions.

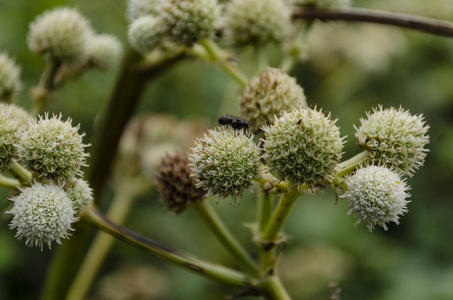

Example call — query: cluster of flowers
[155,67,429,232]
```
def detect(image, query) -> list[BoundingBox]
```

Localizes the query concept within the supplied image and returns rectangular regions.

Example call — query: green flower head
[66,178,93,212]
[189,128,260,202]
[262,107,345,186]
[341,165,410,232]
[128,16,165,54]
[0,51,22,102]
[355,105,429,176]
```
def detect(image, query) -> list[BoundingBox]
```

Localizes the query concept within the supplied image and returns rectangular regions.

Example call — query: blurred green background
[1,0,453,299]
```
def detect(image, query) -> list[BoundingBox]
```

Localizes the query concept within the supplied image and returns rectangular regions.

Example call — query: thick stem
[292,7,453,37]
[31,59,61,116]
[66,184,138,300]
[260,276,292,300]
[192,201,259,276]
[335,151,370,177]
[258,194,274,233]
[9,161,32,182]
[199,38,249,87]
[263,187,302,243]
[0,173,21,188]
[82,204,251,288]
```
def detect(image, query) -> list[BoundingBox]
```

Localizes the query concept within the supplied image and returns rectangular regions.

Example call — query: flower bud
[262,107,345,185]
[189,128,260,202]
[0,103,32,169]
[355,106,429,176]
[160,0,221,46]
[17,113,89,184]
[66,178,93,212]
[156,151,205,213]
[341,165,410,231]
[0,51,22,102]
[7,182,77,250]
[225,0,291,46]
[87,34,123,70]
[240,68,307,133]
[128,16,165,54]
[127,0,164,21]
[28,7,92,62]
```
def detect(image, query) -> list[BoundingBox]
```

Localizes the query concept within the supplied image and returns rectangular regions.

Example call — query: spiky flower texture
[18,114,89,184]
[189,129,260,202]
[262,107,344,185]
[355,106,429,176]
[342,166,410,231]
[0,51,22,101]
[156,151,206,213]
[66,178,93,212]
[240,68,307,133]
[7,182,77,250]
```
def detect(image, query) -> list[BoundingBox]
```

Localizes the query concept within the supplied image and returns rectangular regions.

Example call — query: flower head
[240,68,307,133]
[127,0,164,21]
[225,0,291,46]
[189,128,260,202]
[128,16,165,54]
[66,178,93,212]
[87,34,123,70]
[341,165,410,231]
[17,114,89,184]
[156,151,206,213]
[0,51,22,101]
[0,103,32,169]
[262,107,345,185]
[28,7,92,62]
[355,106,429,176]
[7,182,78,250]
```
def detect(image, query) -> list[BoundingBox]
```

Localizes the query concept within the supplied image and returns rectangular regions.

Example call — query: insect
[218,114,251,131]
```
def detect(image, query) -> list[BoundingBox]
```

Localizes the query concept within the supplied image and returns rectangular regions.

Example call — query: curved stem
[199,38,249,87]
[9,161,32,183]
[66,183,139,300]
[292,7,453,38]
[82,204,251,288]
[335,151,370,177]
[0,173,21,188]
[192,201,259,276]
[260,276,292,300]
[31,59,61,116]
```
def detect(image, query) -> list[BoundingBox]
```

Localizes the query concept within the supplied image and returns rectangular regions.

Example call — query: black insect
[218,114,251,131]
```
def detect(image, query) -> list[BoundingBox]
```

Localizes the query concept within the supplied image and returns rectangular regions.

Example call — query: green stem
[192,201,259,276]
[66,184,138,300]
[31,59,61,116]
[258,194,274,232]
[260,275,292,300]
[263,187,302,242]
[82,204,251,288]
[0,173,21,188]
[281,20,313,73]
[335,151,370,177]
[9,161,32,182]
[199,38,249,87]
[254,45,268,74]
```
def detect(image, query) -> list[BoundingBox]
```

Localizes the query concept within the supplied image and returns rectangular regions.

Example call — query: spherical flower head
[189,128,260,202]
[128,16,165,54]
[225,0,291,47]
[87,34,123,70]
[300,0,351,8]
[0,51,22,101]
[0,103,32,169]
[341,165,410,231]
[66,178,93,212]
[156,151,206,213]
[355,105,429,176]
[240,67,307,133]
[18,114,89,184]
[127,0,164,21]
[7,182,77,250]
[28,7,92,62]
[262,107,345,185]
[160,0,221,46]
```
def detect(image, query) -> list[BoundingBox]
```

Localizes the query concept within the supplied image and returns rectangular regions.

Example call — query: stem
[82,204,251,288]
[258,194,274,232]
[0,173,21,188]
[66,185,138,300]
[281,20,313,73]
[254,45,268,74]
[9,161,32,182]
[199,38,249,87]
[335,151,370,177]
[31,59,61,116]
[263,187,302,242]
[192,201,259,276]
[260,276,292,300]
[292,7,453,38]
